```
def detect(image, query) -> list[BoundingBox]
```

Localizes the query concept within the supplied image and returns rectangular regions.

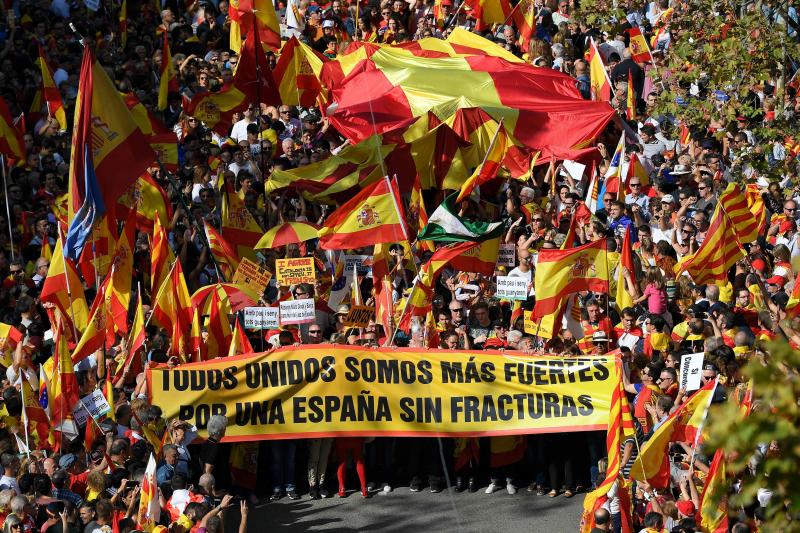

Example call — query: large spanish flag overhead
[324,37,615,152]
[319,176,408,250]
[532,239,610,318]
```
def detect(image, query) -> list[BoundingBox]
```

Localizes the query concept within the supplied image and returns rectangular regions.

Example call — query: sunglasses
[630,183,641,187]
[309,329,322,334]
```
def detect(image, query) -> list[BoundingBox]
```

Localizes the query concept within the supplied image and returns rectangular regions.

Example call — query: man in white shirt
[230,105,257,143]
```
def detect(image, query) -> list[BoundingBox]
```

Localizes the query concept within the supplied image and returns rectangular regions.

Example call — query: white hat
[661,194,676,204]
[322,19,335,28]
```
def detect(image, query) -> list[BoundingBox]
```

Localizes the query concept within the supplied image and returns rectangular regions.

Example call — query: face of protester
[665,353,679,369]
[473,306,491,326]
[621,314,636,331]
[445,334,459,350]
[657,371,674,391]
[586,304,600,323]
[608,203,621,219]
[736,290,751,308]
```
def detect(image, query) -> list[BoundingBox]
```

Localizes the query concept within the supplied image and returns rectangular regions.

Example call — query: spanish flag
[615,225,635,312]
[627,26,653,63]
[319,176,409,250]
[699,449,729,533]
[33,45,67,131]
[449,236,501,275]
[204,221,241,280]
[273,37,327,107]
[464,0,512,31]
[0,323,23,368]
[228,316,254,357]
[626,151,649,188]
[785,270,800,317]
[116,291,145,384]
[230,0,281,52]
[410,176,434,252]
[137,455,160,530]
[151,260,194,360]
[630,379,716,489]
[116,172,173,231]
[71,274,113,364]
[220,172,262,261]
[205,289,233,359]
[157,33,178,111]
[675,202,745,286]
[587,38,612,101]
[532,239,609,319]
[40,238,90,340]
[0,96,25,161]
[50,322,80,425]
[625,71,636,120]
[108,213,136,336]
[511,0,536,49]
[456,121,509,203]
[151,215,175,294]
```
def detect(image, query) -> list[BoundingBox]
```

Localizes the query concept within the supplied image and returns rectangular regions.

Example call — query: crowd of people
[0,0,796,531]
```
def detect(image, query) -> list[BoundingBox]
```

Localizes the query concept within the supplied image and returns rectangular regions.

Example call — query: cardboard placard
[279,298,316,325]
[497,244,516,267]
[344,305,374,327]
[232,257,273,295]
[275,257,316,286]
[243,307,280,329]
[72,389,111,427]
[679,352,704,392]
[496,276,529,300]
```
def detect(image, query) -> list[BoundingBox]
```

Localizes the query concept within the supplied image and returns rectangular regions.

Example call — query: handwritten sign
[496,276,529,300]
[344,305,374,327]
[243,307,280,329]
[275,257,316,286]
[72,389,111,427]
[233,257,273,295]
[679,352,704,392]
[497,244,516,267]
[279,298,316,325]
[344,255,372,277]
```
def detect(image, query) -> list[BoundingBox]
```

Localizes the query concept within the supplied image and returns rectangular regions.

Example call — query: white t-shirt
[6,366,38,391]
[0,475,19,494]
[230,118,255,143]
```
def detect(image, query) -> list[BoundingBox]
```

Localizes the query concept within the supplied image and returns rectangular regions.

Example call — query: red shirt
[69,470,89,498]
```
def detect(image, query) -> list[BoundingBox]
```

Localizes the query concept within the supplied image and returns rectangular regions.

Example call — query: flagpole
[443,0,467,32]
[144,260,178,331]
[79,397,107,437]
[1,155,15,261]
[19,380,31,457]
[389,277,419,346]
[688,376,719,471]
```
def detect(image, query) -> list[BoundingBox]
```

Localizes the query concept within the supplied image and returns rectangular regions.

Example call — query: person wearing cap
[577,299,617,353]
[765,275,789,307]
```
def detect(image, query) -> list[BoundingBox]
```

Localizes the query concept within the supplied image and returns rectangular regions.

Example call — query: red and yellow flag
[449,236,500,275]
[616,225,635,312]
[587,38,612,101]
[137,454,160,530]
[699,449,729,533]
[77,215,118,288]
[71,275,113,364]
[230,0,281,52]
[512,0,536,50]
[228,316,254,357]
[116,292,145,384]
[40,238,90,340]
[220,174,262,262]
[0,323,23,368]
[33,45,67,131]
[626,71,636,120]
[158,33,178,111]
[108,214,136,336]
[456,122,509,203]
[0,96,25,161]
[204,221,241,280]
[675,202,745,286]
[464,0,512,31]
[744,184,767,236]
[151,260,193,360]
[718,182,760,244]
[274,37,327,106]
[119,0,128,49]
[532,239,610,318]
[319,177,408,250]
[410,176,434,253]
[117,172,173,231]
[151,215,175,294]
[206,289,233,359]
[785,270,800,317]
[50,322,80,425]
[627,26,653,63]
[630,380,716,488]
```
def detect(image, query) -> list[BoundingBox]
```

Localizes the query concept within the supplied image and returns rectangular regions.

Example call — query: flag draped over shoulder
[532,239,609,319]
[318,177,408,250]
[418,194,504,243]
[187,28,280,135]
[630,380,716,488]
[0,96,26,161]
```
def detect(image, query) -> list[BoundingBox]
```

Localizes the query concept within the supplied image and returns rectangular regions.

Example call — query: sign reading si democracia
[147,346,620,441]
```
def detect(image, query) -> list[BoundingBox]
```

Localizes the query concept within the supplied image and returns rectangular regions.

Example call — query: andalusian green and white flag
[417,194,505,243]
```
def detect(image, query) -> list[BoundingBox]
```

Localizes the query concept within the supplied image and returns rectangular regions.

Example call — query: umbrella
[191,283,261,313]
[255,221,320,249]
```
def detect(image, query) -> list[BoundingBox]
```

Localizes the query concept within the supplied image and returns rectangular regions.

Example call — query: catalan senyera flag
[456,122,509,203]
[119,0,128,49]
[512,0,536,49]
[630,380,716,489]
[463,0,512,31]
[187,28,280,135]
[40,238,90,340]
[699,449,728,533]
[50,322,80,425]
[0,96,26,161]
[117,172,173,230]
[137,454,160,530]
[274,37,327,107]
[158,33,178,111]
[33,45,67,131]
[204,221,241,280]
[784,270,800,318]
[718,182,760,244]
[585,163,600,214]
[587,38,612,101]
[220,173,262,261]
[66,47,153,241]
[626,71,636,120]
[675,202,745,286]
[627,26,653,63]
[319,176,408,250]
[616,225,635,312]
[151,215,175,294]
[151,260,193,360]
[0,323,23,368]
[228,316,254,357]
[532,239,610,319]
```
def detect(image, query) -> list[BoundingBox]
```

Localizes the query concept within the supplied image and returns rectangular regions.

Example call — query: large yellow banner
[146,345,620,441]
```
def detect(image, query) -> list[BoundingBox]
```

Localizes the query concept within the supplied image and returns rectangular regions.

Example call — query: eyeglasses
[682,228,695,234]
[450,308,464,313]
[382,10,390,14]
[697,186,708,190]
[280,109,290,114]
[9,269,22,275]
[294,291,308,298]
[658,376,672,382]
[786,208,797,212]
[629,183,641,187]
[494,325,506,330]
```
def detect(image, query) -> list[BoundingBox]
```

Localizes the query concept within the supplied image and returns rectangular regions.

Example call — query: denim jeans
[271,440,297,492]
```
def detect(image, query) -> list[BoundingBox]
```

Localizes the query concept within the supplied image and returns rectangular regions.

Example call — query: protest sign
[147,346,620,440]
[232,258,273,295]
[497,244,516,267]
[496,276,529,300]
[279,298,316,325]
[73,389,112,427]
[344,255,371,277]
[679,352,704,392]
[275,257,316,286]
[344,305,373,327]
[243,307,280,329]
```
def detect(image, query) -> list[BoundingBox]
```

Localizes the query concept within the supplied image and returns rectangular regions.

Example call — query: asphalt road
[246,485,586,532]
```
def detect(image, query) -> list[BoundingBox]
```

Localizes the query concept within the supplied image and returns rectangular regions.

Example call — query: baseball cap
[58,453,77,469]
[766,275,786,287]
[676,500,695,516]
[660,194,675,204]
[322,19,335,28]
